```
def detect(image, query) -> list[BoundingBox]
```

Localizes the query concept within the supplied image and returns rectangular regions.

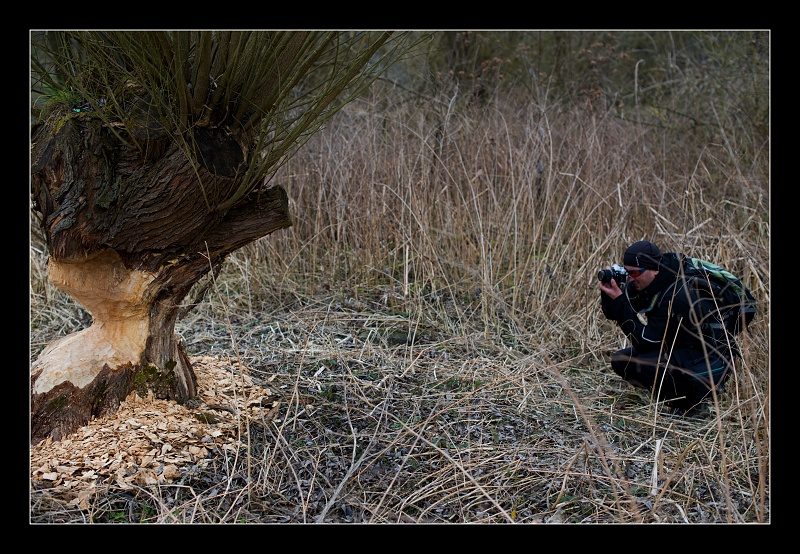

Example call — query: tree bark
[31,115,292,444]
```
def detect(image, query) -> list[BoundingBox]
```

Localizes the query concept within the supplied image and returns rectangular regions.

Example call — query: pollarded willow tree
[31,30,405,443]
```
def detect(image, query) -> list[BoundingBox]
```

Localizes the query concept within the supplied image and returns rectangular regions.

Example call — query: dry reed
[30,82,769,523]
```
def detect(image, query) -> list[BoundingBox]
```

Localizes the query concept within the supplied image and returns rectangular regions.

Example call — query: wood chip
[30,356,277,501]
[68,489,92,510]
[162,464,180,480]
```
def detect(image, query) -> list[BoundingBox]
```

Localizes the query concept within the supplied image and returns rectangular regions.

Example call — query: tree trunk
[31,115,292,444]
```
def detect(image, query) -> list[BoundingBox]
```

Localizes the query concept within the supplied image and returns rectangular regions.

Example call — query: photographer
[598,240,737,414]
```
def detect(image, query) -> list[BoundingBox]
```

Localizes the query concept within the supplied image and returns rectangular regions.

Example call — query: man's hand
[598,278,623,300]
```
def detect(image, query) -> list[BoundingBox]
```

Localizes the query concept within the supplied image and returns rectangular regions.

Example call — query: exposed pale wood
[30,114,292,442]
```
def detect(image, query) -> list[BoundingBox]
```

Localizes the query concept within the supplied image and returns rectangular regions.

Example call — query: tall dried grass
[30,83,769,523]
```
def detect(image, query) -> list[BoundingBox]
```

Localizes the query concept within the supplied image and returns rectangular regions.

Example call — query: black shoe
[667,400,710,418]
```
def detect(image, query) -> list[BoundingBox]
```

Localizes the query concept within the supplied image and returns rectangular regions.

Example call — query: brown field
[30,77,769,523]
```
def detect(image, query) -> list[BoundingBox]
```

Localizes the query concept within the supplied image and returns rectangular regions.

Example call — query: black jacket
[601,253,734,361]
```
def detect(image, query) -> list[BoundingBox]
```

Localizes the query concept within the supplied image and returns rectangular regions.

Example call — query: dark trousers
[610,346,731,411]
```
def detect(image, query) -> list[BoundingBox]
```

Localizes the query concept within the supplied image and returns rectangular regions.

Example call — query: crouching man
[598,240,737,414]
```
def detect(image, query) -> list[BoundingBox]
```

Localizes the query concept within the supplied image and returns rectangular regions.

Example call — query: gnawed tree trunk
[31,116,291,444]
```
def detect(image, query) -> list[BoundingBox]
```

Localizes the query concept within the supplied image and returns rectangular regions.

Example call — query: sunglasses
[625,267,647,278]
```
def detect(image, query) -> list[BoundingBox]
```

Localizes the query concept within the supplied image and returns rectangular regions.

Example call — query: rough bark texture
[31,113,292,443]
[31,363,137,444]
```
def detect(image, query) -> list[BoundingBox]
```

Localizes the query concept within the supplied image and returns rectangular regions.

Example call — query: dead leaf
[162,464,180,480]
[116,476,134,490]
[247,396,265,407]
[68,489,92,510]
[134,470,159,486]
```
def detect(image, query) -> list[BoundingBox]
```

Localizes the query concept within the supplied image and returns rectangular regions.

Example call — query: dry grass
[29,84,769,523]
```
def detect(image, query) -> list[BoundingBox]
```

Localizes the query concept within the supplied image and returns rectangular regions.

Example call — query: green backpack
[681,255,758,335]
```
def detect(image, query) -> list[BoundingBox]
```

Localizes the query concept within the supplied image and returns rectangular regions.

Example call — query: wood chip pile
[31,356,279,507]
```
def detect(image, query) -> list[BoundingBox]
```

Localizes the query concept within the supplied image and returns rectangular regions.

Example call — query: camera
[597,263,628,286]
